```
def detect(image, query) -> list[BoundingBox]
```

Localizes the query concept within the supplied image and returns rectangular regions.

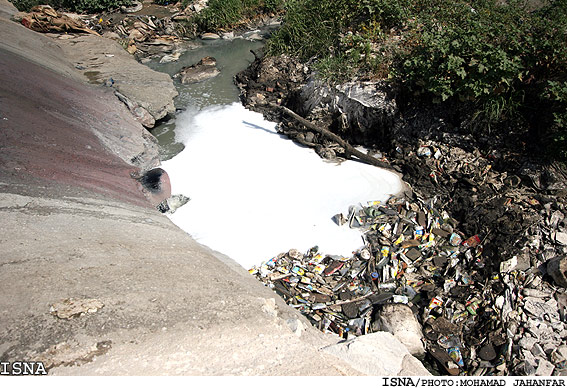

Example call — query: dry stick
[268,102,397,172]
[327,293,376,307]
[269,273,293,281]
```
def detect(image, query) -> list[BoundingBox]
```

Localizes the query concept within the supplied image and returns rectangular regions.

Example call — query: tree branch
[269,103,396,172]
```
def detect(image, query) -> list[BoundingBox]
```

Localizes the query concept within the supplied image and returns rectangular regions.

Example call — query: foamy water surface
[161,102,402,269]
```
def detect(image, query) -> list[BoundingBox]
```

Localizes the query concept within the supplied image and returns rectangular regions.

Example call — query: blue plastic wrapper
[448,347,464,367]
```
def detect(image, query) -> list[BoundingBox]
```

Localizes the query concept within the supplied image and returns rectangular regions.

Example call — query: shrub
[267,0,356,60]
[395,0,567,125]
[267,0,567,157]
[545,80,567,159]
[264,0,285,13]
[397,1,528,113]
[192,0,283,31]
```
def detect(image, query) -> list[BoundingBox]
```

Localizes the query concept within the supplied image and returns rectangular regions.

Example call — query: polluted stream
[149,36,402,270]
[147,34,567,376]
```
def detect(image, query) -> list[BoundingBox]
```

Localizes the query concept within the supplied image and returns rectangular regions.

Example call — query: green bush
[267,0,356,60]
[395,0,567,124]
[192,0,284,31]
[267,0,567,157]
[70,0,131,12]
[264,0,285,13]
[358,0,411,30]
[545,80,567,159]
[266,0,414,78]
[10,0,41,11]
[548,81,567,128]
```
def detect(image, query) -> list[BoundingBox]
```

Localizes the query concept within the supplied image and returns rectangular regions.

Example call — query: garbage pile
[19,5,100,35]
[94,14,188,61]
[250,194,567,376]
[14,3,190,62]
[238,48,567,377]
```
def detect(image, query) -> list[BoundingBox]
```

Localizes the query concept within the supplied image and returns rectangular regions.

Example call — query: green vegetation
[267,0,567,158]
[11,0,131,12]
[546,80,567,159]
[192,0,285,31]
[266,0,413,72]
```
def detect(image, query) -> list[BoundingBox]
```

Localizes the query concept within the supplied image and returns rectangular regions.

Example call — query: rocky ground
[236,54,567,376]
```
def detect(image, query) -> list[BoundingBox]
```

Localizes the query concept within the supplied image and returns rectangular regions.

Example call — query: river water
[149,35,403,270]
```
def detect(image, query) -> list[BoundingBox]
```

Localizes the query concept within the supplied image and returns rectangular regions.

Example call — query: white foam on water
[162,102,403,269]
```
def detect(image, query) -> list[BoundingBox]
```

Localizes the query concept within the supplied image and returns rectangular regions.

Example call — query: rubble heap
[18,5,100,35]
[14,3,190,62]
[250,195,567,376]
[95,14,188,61]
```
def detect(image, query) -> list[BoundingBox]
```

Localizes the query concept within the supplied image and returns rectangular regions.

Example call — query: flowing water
[149,35,403,270]
[147,36,265,160]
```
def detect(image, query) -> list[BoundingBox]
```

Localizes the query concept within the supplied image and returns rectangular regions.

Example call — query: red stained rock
[0,46,163,208]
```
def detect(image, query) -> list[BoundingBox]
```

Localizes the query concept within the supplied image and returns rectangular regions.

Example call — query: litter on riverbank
[251,194,567,376]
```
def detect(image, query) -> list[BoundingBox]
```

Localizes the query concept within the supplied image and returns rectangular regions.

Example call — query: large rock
[300,78,398,144]
[376,304,425,357]
[0,45,160,196]
[323,332,430,375]
[0,0,16,19]
[175,56,220,84]
[56,34,178,127]
[548,256,567,288]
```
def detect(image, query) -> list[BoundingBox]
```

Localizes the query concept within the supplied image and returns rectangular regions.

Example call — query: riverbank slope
[0,0,427,375]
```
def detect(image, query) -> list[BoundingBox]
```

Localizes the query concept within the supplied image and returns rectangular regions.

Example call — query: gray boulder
[55,34,177,128]
[376,303,425,357]
[175,56,220,84]
[300,78,398,142]
[323,332,430,375]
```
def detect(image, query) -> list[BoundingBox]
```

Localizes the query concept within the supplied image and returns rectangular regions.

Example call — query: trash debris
[250,193,567,376]
[50,298,104,319]
[479,344,497,361]
[157,194,190,214]
[20,5,99,35]
[201,32,220,40]
[121,0,142,13]
[237,34,567,377]
[79,11,194,63]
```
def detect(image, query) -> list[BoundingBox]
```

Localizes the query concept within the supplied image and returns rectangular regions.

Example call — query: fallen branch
[327,292,376,307]
[269,102,396,172]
